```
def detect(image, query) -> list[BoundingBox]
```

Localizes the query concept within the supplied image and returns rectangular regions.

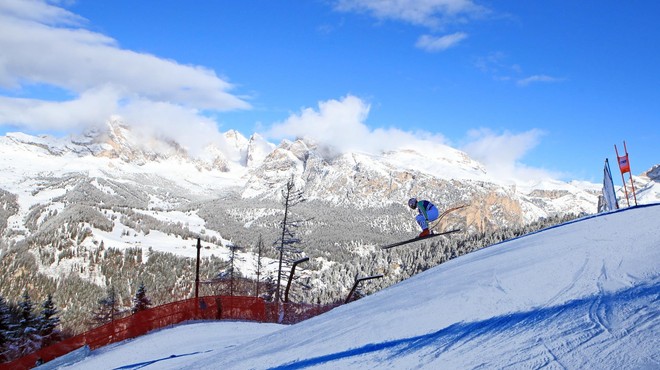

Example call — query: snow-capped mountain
[0,118,607,239]
[0,119,657,333]
[0,117,600,212]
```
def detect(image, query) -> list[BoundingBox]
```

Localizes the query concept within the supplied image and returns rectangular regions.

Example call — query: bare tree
[253,235,266,298]
[274,177,307,304]
[227,244,244,296]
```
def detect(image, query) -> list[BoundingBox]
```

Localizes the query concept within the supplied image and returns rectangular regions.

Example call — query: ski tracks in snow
[112,350,213,369]
[539,340,568,370]
[543,255,589,308]
[269,282,659,369]
[588,263,613,336]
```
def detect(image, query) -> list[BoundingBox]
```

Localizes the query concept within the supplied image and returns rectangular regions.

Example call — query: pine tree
[17,290,41,356]
[0,296,15,362]
[38,294,61,347]
[131,282,151,314]
[93,287,119,326]
[261,272,277,302]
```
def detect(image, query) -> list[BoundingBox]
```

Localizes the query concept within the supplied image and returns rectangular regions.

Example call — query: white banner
[602,158,619,212]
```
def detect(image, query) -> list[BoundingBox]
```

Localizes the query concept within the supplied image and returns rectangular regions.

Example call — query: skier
[408,197,439,237]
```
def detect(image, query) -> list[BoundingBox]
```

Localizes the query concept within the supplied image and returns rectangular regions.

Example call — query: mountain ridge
[2,119,658,248]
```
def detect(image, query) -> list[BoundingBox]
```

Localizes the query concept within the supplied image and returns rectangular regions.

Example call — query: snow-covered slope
[59,204,660,369]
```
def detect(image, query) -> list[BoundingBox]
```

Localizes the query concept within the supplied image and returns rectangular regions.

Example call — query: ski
[380,229,461,250]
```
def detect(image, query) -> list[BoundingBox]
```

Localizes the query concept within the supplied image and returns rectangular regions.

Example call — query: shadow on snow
[271,280,659,369]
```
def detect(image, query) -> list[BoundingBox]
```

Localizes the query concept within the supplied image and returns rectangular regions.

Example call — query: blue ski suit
[415,200,439,230]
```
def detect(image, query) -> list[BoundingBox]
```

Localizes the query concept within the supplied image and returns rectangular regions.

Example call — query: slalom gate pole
[614,144,631,207]
[624,141,638,206]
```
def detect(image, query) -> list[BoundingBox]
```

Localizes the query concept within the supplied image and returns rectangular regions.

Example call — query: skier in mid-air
[408,197,439,237]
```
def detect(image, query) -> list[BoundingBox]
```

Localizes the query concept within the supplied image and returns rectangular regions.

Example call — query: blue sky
[0,0,658,184]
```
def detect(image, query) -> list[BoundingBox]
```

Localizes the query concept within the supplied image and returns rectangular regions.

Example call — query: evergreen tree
[38,294,61,347]
[131,282,151,314]
[93,287,120,326]
[16,290,41,356]
[0,296,16,362]
[261,272,277,302]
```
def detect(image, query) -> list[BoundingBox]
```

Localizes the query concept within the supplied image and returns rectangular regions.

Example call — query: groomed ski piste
[52,204,659,370]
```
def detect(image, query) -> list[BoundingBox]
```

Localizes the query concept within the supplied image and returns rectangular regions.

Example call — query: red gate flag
[614,140,637,207]
[618,154,631,174]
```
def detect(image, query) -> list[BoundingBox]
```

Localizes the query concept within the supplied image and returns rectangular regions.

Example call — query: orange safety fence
[2,296,268,370]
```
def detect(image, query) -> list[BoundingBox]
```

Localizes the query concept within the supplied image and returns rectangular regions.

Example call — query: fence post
[284,257,309,303]
[195,238,201,299]
[345,275,383,304]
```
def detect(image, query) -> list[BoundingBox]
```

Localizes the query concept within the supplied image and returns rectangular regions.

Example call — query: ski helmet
[408,197,417,209]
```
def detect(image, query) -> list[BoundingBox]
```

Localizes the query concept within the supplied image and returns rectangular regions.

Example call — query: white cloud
[265,95,446,156]
[416,32,468,52]
[334,0,487,28]
[265,96,560,184]
[517,75,564,87]
[0,0,249,135]
[461,128,559,183]
[0,85,120,131]
[116,100,234,158]
[0,0,84,27]
[475,53,565,88]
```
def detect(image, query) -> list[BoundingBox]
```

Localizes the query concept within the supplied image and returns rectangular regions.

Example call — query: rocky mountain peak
[224,129,249,149]
[246,133,276,168]
[644,164,660,182]
[96,117,136,158]
[79,117,188,164]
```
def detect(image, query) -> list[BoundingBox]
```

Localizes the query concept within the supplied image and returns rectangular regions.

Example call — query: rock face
[646,165,660,181]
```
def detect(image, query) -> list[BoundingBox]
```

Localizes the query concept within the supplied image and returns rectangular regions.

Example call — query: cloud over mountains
[0,0,249,134]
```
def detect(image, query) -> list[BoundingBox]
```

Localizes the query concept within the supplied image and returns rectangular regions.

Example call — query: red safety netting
[3,296,266,370]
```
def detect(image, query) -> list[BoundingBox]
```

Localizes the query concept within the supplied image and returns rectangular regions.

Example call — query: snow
[634,170,660,205]
[51,204,660,369]
[382,147,489,181]
[246,133,277,168]
[134,209,221,240]
[52,322,283,370]
[0,131,248,201]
